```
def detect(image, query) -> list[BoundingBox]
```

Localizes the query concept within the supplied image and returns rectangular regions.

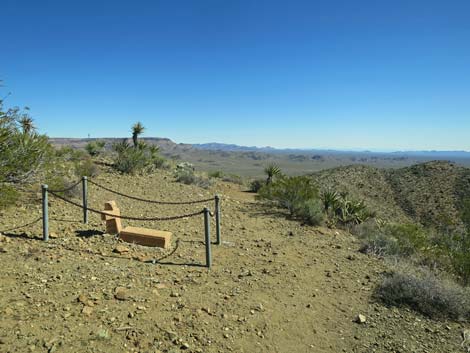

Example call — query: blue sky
[1,0,469,151]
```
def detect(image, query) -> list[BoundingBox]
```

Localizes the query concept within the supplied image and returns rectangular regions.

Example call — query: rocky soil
[0,170,467,353]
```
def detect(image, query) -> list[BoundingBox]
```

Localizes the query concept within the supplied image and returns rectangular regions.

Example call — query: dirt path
[0,171,465,352]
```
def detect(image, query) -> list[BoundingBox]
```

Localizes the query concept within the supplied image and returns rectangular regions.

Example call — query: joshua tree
[131,122,145,148]
[19,116,35,134]
[264,163,281,185]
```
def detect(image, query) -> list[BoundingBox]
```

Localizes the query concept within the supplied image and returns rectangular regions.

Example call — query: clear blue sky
[2,0,469,151]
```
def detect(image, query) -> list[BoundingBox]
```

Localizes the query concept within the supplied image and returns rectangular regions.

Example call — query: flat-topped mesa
[101,201,172,249]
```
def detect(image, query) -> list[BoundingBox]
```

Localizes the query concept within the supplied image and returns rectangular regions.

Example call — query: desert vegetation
[2,94,470,352]
[252,162,470,321]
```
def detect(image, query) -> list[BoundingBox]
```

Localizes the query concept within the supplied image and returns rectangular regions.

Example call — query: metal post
[204,207,212,268]
[215,195,221,245]
[82,176,88,224]
[42,184,49,241]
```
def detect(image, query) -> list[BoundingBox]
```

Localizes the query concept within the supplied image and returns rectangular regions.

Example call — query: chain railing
[88,179,214,205]
[38,178,221,268]
[0,217,42,234]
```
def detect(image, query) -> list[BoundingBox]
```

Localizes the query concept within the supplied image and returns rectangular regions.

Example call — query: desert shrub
[74,156,99,177]
[153,155,171,169]
[249,179,264,193]
[355,221,429,257]
[175,168,197,184]
[114,147,148,174]
[460,197,470,230]
[376,266,470,320]
[322,190,375,226]
[0,102,52,184]
[112,139,165,174]
[174,167,212,189]
[435,232,470,286]
[0,184,20,209]
[46,175,82,199]
[258,175,319,216]
[295,198,324,225]
[221,174,244,185]
[85,140,106,156]
[208,170,224,178]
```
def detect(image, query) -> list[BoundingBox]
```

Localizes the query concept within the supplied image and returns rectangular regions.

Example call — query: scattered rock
[114,287,130,301]
[354,314,367,324]
[82,306,94,316]
[113,245,130,254]
[77,294,88,304]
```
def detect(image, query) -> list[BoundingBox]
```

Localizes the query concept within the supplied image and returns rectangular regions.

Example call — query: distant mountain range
[192,142,470,158]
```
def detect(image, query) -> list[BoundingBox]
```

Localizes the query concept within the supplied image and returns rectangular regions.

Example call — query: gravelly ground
[0,170,467,353]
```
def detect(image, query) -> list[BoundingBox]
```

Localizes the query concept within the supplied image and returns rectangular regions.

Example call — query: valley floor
[0,171,465,353]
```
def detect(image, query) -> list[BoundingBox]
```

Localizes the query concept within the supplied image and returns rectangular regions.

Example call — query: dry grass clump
[376,265,470,320]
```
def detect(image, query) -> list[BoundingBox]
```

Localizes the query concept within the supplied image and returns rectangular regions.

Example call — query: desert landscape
[2,2,470,352]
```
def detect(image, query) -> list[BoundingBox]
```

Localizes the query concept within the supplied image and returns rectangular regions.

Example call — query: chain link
[88,179,214,205]
[49,191,205,221]
[48,179,82,193]
[0,217,42,234]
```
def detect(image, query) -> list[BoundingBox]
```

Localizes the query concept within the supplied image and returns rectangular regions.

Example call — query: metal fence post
[204,207,212,268]
[42,184,49,241]
[82,176,88,224]
[215,195,221,245]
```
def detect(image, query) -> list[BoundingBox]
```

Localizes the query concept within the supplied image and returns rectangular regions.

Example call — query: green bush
[74,156,99,177]
[354,221,429,257]
[85,140,106,156]
[0,184,20,209]
[46,175,82,199]
[376,266,470,320]
[321,190,374,226]
[435,232,470,286]
[249,179,264,193]
[257,175,324,225]
[153,155,170,169]
[175,166,212,189]
[296,198,324,225]
[221,174,243,185]
[0,102,52,184]
[258,176,319,215]
[112,139,165,174]
[208,170,224,178]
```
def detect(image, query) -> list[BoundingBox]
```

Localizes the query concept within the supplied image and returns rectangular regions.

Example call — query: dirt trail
[0,171,465,353]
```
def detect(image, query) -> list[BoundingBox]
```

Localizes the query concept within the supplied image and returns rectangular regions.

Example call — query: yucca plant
[131,122,145,148]
[148,144,160,157]
[264,163,282,185]
[112,139,131,154]
[19,115,35,134]
[321,188,340,213]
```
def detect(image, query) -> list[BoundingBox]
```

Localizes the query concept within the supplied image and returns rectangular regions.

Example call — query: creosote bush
[174,165,212,189]
[0,184,20,209]
[257,175,323,225]
[376,266,470,320]
[354,221,428,257]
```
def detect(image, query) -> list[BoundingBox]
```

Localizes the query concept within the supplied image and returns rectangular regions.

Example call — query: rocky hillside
[0,168,467,352]
[312,161,470,230]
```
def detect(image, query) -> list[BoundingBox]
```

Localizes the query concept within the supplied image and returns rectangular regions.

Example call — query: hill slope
[0,168,465,352]
[312,161,470,230]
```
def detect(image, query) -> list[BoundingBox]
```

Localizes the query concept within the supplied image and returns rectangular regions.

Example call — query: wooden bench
[102,201,172,249]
